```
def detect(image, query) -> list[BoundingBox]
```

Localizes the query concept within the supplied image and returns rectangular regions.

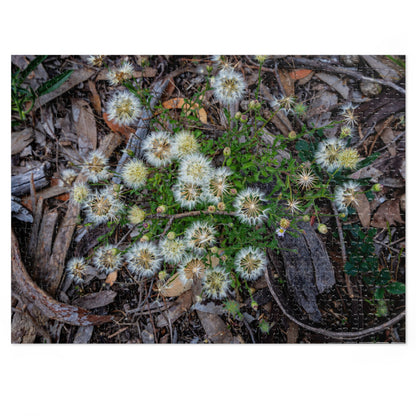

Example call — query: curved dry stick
[264,267,405,340]
[12,230,113,327]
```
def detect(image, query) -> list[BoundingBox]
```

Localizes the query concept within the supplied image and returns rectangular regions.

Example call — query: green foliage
[11,55,73,123]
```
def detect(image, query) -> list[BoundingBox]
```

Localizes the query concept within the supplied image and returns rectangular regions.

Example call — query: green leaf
[356,153,380,170]
[386,281,405,295]
[374,287,385,300]
[36,69,73,96]
[376,300,388,317]
[16,55,48,86]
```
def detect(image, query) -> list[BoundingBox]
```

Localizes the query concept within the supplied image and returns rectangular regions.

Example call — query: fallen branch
[264,267,405,340]
[282,57,406,95]
[12,229,113,326]
[12,162,50,197]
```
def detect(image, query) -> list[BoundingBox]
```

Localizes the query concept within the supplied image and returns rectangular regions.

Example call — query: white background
[1,1,414,415]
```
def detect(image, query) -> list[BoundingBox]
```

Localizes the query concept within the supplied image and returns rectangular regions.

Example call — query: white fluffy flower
[82,150,110,183]
[107,61,134,86]
[173,180,205,210]
[125,241,162,278]
[142,131,175,167]
[107,90,142,126]
[173,130,199,158]
[66,257,88,283]
[202,267,231,300]
[83,189,124,224]
[121,159,148,189]
[234,188,268,226]
[235,247,267,281]
[93,245,123,273]
[334,181,361,214]
[204,167,232,204]
[184,221,216,255]
[178,255,205,284]
[212,69,246,105]
[178,153,213,185]
[159,237,187,265]
[315,138,346,171]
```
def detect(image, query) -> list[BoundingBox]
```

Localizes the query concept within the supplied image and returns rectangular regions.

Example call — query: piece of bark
[276,228,322,322]
[362,55,401,82]
[72,291,117,310]
[315,72,350,100]
[27,197,43,261]
[12,230,113,326]
[355,193,371,228]
[11,162,50,197]
[72,98,97,155]
[298,222,336,294]
[12,128,34,155]
[33,209,59,283]
[33,68,96,111]
[87,79,101,114]
[156,290,193,328]
[11,303,37,343]
[11,196,33,223]
[73,326,94,344]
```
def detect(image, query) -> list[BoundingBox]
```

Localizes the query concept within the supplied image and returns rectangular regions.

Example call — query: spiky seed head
[121,159,148,189]
[167,231,176,240]
[178,153,213,185]
[127,205,146,225]
[61,169,78,185]
[294,102,307,116]
[93,245,122,273]
[234,187,268,226]
[334,181,361,214]
[159,237,186,265]
[106,61,134,86]
[212,69,246,105]
[217,201,226,211]
[204,167,232,204]
[173,180,204,210]
[280,218,291,229]
[125,241,162,278]
[202,267,231,300]
[71,183,90,204]
[223,300,241,318]
[339,125,354,139]
[82,150,110,183]
[235,247,267,281]
[173,130,199,158]
[66,257,88,284]
[178,255,205,284]
[270,94,296,114]
[83,189,123,224]
[142,131,175,167]
[255,55,268,64]
[87,55,105,67]
[295,167,317,190]
[184,221,216,255]
[107,90,142,126]
[340,102,359,128]
[286,198,302,215]
[337,148,360,170]
[315,138,346,171]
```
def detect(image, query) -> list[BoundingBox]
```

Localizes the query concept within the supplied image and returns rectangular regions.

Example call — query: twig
[283,57,405,95]
[264,267,405,340]
[242,316,256,344]
[330,199,354,298]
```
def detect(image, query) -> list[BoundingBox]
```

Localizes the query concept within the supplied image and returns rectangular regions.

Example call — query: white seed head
[93,245,123,273]
[127,205,146,224]
[204,167,232,204]
[334,181,361,214]
[66,257,88,283]
[82,150,110,183]
[173,130,199,158]
[202,267,231,300]
[143,131,175,167]
[159,237,187,265]
[71,183,90,204]
[106,61,134,86]
[212,69,246,105]
[184,221,217,255]
[121,159,148,189]
[235,247,267,281]
[83,189,124,224]
[234,188,268,226]
[173,180,205,210]
[178,254,206,284]
[125,241,162,278]
[178,153,213,185]
[107,90,142,126]
[315,138,346,171]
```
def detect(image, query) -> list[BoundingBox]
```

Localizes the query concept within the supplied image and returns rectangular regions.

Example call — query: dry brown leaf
[289,69,313,80]
[278,69,295,96]
[72,290,117,309]
[103,112,135,139]
[12,128,34,155]
[355,193,371,228]
[371,199,404,228]
[72,98,97,155]
[159,273,192,297]
[87,79,101,114]
[161,97,208,124]
[156,290,193,328]
[105,271,117,287]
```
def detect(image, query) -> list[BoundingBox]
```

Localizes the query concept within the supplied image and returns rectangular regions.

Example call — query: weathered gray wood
[277,228,322,323]
[11,162,50,196]
[298,221,336,293]
[11,196,33,222]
